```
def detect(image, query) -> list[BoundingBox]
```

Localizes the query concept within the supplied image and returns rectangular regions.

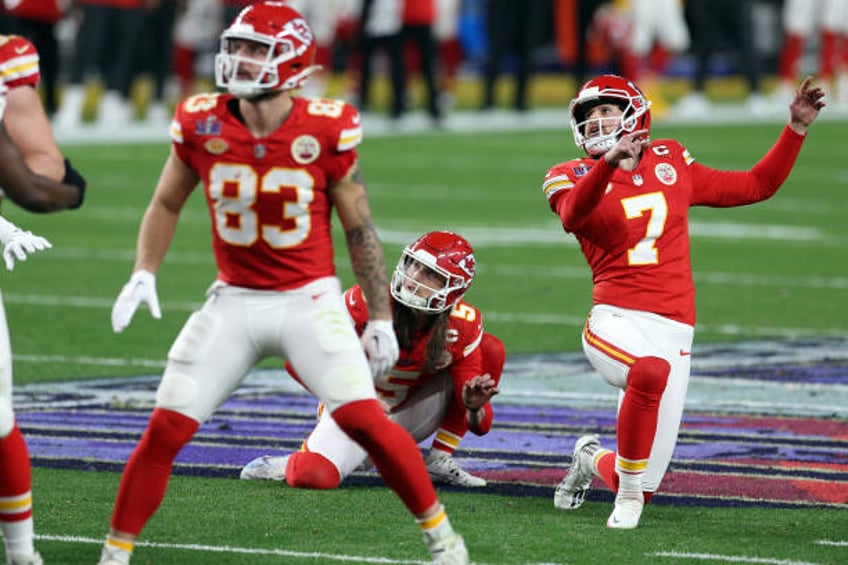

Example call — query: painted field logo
[15,337,848,509]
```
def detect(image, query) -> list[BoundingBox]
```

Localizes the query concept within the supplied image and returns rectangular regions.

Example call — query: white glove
[360,319,399,380]
[0,216,51,271]
[111,269,161,333]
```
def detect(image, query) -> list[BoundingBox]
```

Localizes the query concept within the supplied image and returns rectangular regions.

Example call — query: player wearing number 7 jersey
[100,3,468,564]
[542,73,825,529]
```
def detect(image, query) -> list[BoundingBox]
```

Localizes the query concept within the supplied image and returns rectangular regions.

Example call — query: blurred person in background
[137,0,177,126]
[52,0,148,131]
[286,0,358,99]
[97,4,468,564]
[673,0,767,118]
[479,0,546,112]
[601,0,690,117]
[171,0,225,99]
[357,0,406,120]
[773,0,848,108]
[1,0,63,117]
[400,0,442,124]
[241,230,503,489]
[434,0,461,112]
[0,38,86,564]
[542,73,824,529]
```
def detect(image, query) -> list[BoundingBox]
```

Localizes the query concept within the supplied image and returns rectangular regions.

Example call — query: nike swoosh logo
[14,46,28,54]
[680,350,691,356]
[311,291,327,301]
[348,293,356,306]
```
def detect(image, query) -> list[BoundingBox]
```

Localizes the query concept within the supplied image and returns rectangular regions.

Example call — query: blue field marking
[15,337,848,508]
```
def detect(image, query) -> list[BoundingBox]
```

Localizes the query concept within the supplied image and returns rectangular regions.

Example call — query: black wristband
[62,158,86,209]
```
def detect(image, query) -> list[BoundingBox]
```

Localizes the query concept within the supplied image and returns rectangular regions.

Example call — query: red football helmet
[214,1,320,98]
[568,74,651,156]
[391,231,476,314]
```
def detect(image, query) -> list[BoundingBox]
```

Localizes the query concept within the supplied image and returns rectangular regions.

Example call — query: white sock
[2,516,35,558]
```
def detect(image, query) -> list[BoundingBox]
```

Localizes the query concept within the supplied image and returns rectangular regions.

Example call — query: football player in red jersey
[99,4,468,564]
[240,231,503,488]
[0,85,85,565]
[542,74,825,529]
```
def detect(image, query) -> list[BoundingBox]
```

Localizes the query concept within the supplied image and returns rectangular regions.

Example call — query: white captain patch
[654,163,678,186]
[292,134,320,164]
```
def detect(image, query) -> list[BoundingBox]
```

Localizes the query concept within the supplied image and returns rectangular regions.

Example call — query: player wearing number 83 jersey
[171,93,360,289]
[102,3,469,564]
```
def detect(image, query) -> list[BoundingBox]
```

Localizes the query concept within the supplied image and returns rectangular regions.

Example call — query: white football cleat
[606,491,644,529]
[554,435,600,510]
[425,452,486,487]
[97,546,130,565]
[7,552,43,565]
[240,455,289,481]
[425,531,469,565]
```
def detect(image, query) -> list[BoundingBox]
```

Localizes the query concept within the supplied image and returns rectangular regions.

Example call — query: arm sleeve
[551,157,617,231]
[690,125,807,207]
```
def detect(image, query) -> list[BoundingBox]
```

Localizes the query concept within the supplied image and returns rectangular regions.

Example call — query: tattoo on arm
[345,203,390,319]
[351,163,365,186]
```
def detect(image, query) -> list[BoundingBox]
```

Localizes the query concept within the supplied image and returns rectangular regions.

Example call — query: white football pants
[582,303,694,492]
[154,277,377,423]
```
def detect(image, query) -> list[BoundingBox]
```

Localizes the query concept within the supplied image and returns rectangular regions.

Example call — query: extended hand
[789,76,826,133]
[462,374,500,411]
[360,319,399,380]
[604,129,650,166]
[111,270,161,333]
[2,229,51,271]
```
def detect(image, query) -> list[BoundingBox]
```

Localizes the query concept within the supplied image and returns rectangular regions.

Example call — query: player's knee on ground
[286,451,341,489]
[627,356,670,394]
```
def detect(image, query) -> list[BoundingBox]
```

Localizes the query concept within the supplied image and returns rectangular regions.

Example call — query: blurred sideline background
[2,0,848,138]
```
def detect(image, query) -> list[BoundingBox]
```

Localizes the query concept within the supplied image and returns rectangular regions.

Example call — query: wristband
[62,158,86,209]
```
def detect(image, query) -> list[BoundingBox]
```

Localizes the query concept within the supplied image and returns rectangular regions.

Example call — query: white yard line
[814,540,848,547]
[648,552,820,564]
[34,534,428,564]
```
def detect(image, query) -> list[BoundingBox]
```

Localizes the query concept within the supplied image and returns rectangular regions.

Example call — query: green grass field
[4,118,847,564]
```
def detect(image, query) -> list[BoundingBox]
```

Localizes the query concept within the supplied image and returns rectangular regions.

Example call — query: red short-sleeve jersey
[170,93,362,290]
[344,285,485,411]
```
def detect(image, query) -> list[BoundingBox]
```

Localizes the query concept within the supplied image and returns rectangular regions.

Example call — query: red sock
[618,50,641,82]
[0,425,32,522]
[820,30,837,81]
[110,408,198,535]
[332,399,436,514]
[595,447,654,503]
[778,33,805,81]
[616,357,669,475]
[596,450,618,492]
[648,44,671,75]
[286,451,341,489]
